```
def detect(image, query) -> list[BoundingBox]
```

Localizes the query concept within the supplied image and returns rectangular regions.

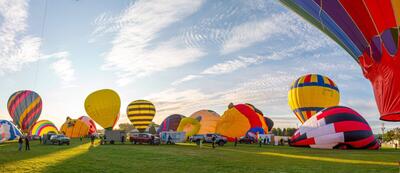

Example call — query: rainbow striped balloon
[29,120,58,136]
[7,90,42,132]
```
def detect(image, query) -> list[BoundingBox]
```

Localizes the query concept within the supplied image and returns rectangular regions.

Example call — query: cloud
[51,55,75,84]
[92,0,206,86]
[0,0,42,75]
[202,56,263,75]
[171,74,202,86]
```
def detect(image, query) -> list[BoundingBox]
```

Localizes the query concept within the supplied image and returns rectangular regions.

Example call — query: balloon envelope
[127,100,156,132]
[288,74,340,123]
[84,89,121,130]
[177,117,200,138]
[7,90,42,132]
[60,117,89,138]
[29,120,58,136]
[280,0,400,121]
[0,120,22,143]
[157,114,185,133]
[190,110,220,134]
[290,106,379,150]
[78,116,97,135]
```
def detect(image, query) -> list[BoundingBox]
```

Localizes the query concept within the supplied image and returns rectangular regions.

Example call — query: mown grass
[0,139,399,173]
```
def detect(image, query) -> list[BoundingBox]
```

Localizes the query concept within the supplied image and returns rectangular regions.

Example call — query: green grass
[0,139,399,173]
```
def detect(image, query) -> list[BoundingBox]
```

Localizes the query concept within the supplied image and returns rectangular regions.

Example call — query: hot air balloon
[190,110,220,134]
[78,116,97,135]
[290,106,380,150]
[280,0,400,121]
[0,120,22,143]
[127,100,155,132]
[29,120,58,137]
[7,90,42,132]
[177,117,201,138]
[157,114,185,133]
[215,103,269,141]
[84,89,121,130]
[264,117,274,132]
[288,74,340,123]
[60,117,90,138]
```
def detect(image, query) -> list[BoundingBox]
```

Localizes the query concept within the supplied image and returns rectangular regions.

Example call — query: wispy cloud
[0,0,42,75]
[51,54,75,85]
[92,0,206,86]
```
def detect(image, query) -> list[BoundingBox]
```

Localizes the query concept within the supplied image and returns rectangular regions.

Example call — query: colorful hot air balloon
[7,90,42,132]
[177,117,201,138]
[264,117,274,132]
[78,116,97,135]
[288,74,340,123]
[60,117,90,138]
[127,100,155,132]
[290,106,380,150]
[157,114,185,133]
[190,110,220,134]
[29,120,58,136]
[0,120,22,143]
[84,89,121,130]
[280,0,400,121]
[215,103,269,141]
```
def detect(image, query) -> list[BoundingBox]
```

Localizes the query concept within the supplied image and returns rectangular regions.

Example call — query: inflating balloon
[7,90,42,132]
[157,114,185,133]
[177,117,200,138]
[78,116,97,135]
[215,103,268,141]
[190,110,220,134]
[0,120,22,143]
[264,117,274,132]
[29,120,58,136]
[84,89,121,130]
[288,74,340,123]
[290,106,379,150]
[60,117,90,138]
[127,100,156,132]
[280,0,400,121]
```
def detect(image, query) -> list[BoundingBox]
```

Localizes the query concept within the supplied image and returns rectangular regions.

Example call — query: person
[280,138,284,146]
[150,135,155,145]
[39,136,42,144]
[259,136,262,147]
[121,135,125,144]
[212,135,216,149]
[18,136,23,151]
[80,136,83,142]
[90,135,95,145]
[266,137,270,145]
[167,135,172,144]
[234,137,238,147]
[395,143,398,150]
[25,136,30,151]
[263,137,267,145]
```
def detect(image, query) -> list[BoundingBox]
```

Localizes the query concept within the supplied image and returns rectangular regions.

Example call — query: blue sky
[0,0,397,133]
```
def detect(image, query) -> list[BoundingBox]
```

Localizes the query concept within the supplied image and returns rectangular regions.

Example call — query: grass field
[0,139,399,173]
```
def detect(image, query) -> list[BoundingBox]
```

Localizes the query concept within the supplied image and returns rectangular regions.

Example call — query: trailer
[103,130,126,144]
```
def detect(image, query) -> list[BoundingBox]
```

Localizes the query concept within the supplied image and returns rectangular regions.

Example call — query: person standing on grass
[80,136,83,142]
[121,135,125,144]
[90,135,95,145]
[18,136,23,151]
[259,136,262,147]
[234,137,238,147]
[212,135,216,149]
[25,136,30,151]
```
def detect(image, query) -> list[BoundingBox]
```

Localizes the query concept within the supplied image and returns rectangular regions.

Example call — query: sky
[0,0,398,133]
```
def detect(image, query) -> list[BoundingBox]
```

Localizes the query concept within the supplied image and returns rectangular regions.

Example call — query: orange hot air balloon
[60,117,89,138]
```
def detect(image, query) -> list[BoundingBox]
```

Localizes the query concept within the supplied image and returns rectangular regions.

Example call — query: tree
[118,123,135,132]
[383,128,400,143]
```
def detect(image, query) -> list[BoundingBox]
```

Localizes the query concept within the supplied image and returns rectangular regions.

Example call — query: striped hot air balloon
[7,90,42,132]
[127,100,156,132]
[290,106,379,150]
[288,74,340,124]
[29,120,58,136]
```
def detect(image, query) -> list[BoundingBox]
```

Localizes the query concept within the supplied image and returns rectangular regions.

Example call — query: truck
[129,133,160,144]
[203,133,227,146]
[104,130,126,144]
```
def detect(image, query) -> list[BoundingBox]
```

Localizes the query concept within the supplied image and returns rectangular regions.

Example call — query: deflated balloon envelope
[7,90,42,132]
[290,106,379,150]
[84,89,121,130]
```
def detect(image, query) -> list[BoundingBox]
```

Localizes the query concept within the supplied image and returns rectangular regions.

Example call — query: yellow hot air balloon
[177,117,200,138]
[127,100,155,132]
[84,89,121,130]
[288,74,340,124]
[189,110,220,134]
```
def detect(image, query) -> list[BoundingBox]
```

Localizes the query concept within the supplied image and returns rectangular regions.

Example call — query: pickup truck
[203,133,227,146]
[129,133,160,144]
[50,135,70,145]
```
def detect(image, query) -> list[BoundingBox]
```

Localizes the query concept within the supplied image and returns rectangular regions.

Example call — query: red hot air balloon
[280,0,400,121]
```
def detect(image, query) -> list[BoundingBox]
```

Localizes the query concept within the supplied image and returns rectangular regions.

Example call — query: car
[50,135,70,145]
[203,133,227,146]
[239,136,257,144]
[189,134,205,143]
[129,133,160,144]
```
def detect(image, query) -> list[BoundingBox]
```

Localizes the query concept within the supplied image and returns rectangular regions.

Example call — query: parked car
[189,134,205,143]
[50,135,70,145]
[204,133,227,146]
[129,133,160,144]
[239,136,257,144]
